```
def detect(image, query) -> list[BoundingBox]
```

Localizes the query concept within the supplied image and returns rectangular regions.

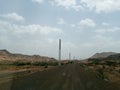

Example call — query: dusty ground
[87,64,120,83]
[0,64,120,90]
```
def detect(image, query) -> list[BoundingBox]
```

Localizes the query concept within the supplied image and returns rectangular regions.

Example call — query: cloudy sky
[0,0,120,59]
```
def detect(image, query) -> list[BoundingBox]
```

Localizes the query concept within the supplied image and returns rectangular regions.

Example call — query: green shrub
[48,62,58,66]
[105,61,117,66]
[32,62,48,66]
[12,62,31,66]
[12,61,58,67]
[96,68,109,81]
[44,64,48,68]
[32,62,58,67]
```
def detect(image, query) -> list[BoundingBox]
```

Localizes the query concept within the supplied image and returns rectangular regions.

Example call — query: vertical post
[59,39,61,66]
[69,52,71,60]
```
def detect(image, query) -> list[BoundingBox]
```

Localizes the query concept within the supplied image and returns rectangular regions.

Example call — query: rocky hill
[88,52,120,63]
[90,52,117,59]
[0,49,56,63]
[105,54,120,60]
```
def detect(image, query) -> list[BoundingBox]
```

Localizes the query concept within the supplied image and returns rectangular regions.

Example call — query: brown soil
[0,64,120,90]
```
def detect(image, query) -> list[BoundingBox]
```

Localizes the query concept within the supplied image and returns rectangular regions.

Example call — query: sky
[0,0,120,59]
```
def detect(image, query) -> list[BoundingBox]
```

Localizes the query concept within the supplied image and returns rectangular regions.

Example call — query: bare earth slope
[90,52,117,59]
[0,49,56,63]
[0,64,119,90]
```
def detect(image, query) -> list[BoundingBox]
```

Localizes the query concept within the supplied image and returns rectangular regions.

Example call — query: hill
[88,52,120,63]
[90,52,117,59]
[105,54,120,60]
[0,49,56,63]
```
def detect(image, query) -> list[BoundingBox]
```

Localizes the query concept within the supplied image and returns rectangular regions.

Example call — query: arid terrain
[0,49,56,63]
[0,64,119,90]
[0,50,120,90]
[85,52,120,89]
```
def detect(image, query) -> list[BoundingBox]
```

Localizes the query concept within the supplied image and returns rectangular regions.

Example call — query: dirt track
[0,64,120,90]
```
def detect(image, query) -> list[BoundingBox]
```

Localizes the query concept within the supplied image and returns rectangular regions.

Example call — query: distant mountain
[88,52,120,63]
[90,52,117,59]
[0,49,10,55]
[0,49,56,63]
[105,54,120,60]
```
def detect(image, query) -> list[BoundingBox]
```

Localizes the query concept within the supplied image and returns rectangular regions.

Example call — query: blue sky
[0,0,120,59]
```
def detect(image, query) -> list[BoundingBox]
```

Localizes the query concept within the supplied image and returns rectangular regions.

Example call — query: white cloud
[92,35,118,49]
[102,22,109,26]
[0,13,24,21]
[81,0,120,13]
[72,5,83,11]
[71,24,76,27]
[53,0,76,8]
[32,0,44,4]
[95,35,112,42]
[0,20,63,58]
[31,0,120,13]
[50,0,83,11]
[57,18,66,25]
[0,20,63,38]
[78,18,96,27]
[95,27,120,33]
[63,41,77,49]
[80,35,119,51]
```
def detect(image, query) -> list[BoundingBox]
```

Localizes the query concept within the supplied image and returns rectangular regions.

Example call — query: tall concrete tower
[58,39,61,66]
[69,52,71,60]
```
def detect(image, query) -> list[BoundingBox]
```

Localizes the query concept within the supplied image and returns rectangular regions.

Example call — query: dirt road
[0,64,119,90]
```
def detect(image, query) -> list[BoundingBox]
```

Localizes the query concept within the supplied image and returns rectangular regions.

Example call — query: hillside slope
[90,52,117,59]
[0,49,56,63]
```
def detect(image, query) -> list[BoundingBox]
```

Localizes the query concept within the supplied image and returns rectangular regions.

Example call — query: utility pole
[69,52,71,60]
[58,39,61,66]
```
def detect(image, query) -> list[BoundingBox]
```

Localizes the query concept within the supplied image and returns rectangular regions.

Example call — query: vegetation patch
[96,68,109,81]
